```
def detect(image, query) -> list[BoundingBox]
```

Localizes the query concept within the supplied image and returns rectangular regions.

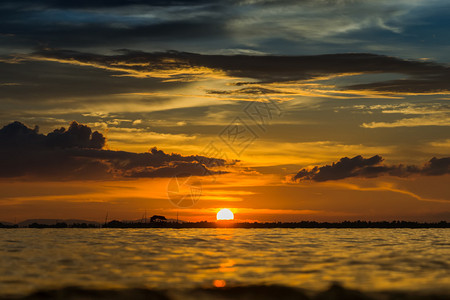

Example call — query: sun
[216,209,234,220]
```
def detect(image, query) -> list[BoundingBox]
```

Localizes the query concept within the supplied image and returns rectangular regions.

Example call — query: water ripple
[0,228,448,297]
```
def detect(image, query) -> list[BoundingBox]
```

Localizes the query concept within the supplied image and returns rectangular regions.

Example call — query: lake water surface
[0,228,449,297]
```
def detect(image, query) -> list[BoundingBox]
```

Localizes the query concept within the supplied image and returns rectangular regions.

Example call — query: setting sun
[216,209,234,220]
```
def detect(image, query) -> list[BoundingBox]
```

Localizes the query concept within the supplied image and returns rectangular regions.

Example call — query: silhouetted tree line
[0,223,18,228]
[102,220,449,229]
[2,220,448,229]
[229,220,450,228]
[27,222,98,228]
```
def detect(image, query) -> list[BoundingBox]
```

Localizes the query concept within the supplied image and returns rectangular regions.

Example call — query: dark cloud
[46,121,106,149]
[0,121,104,149]
[293,155,450,182]
[347,76,450,94]
[424,157,450,176]
[206,87,283,95]
[0,1,227,50]
[0,59,187,110]
[127,162,210,178]
[2,0,450,63]
[31,49,450,94]
[0,20,226,49]
[0,121,225,180]
[2,0,216,9]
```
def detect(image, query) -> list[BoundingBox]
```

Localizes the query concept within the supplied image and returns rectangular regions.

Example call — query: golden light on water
[216,209,234,220]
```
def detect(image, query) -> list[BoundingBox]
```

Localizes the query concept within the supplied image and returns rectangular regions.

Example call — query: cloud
[0,1,228,51]
[354,103,450,128]
[354,103,450,115]
[0,59,184,103]
[361,115,450,128]
[7,0,214,9]
[206,87,283,95]
[293,155,450,182]
[1,0,449,62]
[0,121,105,149]
[127,162,210,178]
[0,121,225,180]
[28,49,450,94]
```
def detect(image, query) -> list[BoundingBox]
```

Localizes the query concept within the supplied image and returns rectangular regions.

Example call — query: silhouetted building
[150,215,167,222]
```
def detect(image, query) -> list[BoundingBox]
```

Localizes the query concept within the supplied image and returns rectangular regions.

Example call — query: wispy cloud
[361,115,450,128]
[352,103,450,128]
[323,181,450,203]
[355,103,450,115]
[25,49,450,96]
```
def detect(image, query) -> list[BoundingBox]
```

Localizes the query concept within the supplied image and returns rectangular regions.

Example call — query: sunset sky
[0,0,449,223]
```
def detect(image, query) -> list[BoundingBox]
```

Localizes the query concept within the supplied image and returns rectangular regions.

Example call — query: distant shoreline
[1,220,449,229]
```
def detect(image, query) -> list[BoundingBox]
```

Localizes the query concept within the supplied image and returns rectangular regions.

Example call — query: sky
[0,0,449,223]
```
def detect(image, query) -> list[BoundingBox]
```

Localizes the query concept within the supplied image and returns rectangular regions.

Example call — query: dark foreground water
[0,228,449,299]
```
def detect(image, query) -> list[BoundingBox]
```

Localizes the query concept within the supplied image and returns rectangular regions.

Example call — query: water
[0,228,449,297]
